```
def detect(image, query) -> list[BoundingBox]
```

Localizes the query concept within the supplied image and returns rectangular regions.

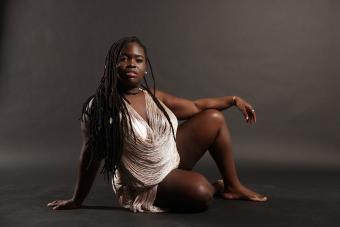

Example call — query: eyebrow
[120,53,145,59]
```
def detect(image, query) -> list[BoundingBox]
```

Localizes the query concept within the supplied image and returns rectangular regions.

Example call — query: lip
[125,71,138,77]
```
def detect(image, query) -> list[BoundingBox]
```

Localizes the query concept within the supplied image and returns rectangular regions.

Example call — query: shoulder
[80,95,96,139]
[81,95,96,123]
[148,87,168,103]
[87,96,95,110]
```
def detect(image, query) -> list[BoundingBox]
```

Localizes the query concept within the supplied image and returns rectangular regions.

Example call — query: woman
[47,36,267,213]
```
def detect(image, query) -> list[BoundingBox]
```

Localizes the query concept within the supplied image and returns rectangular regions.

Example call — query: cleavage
[125,93,149,124]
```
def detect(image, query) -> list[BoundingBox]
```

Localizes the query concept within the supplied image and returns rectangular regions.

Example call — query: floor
[1,154,339,227]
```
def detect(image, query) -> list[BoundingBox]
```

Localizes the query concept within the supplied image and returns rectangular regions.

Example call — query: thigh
[154,168,214,211]
[175,109,225,170]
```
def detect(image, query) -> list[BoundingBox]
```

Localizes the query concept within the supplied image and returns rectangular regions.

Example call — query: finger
[47,200,57,205]
[248,115,253,124]
[48,202,60,208]
[47,201,59,206]
[243,110,249,123]
[53,205,61,210]
[251,109,256,124]
[55,204,69,210]
[248,111,255,124]
[246,107,256,124]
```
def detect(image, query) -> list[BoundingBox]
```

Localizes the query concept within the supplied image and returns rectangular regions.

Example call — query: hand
[47,198,81,210]
[234,96,256,124]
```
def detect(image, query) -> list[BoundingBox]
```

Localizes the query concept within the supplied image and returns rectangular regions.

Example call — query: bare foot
[212,179,267,202]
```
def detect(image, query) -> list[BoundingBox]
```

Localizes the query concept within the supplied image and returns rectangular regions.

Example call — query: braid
[79,36,176,184]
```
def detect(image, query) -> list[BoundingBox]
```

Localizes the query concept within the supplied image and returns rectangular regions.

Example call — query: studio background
[1,0,339,227]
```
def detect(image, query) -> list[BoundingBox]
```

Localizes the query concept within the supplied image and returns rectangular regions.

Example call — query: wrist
[232,96,237,106]
[71,196,83,206]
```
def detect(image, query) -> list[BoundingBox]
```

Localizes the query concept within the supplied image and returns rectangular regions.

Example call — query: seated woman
[47,36,267,213]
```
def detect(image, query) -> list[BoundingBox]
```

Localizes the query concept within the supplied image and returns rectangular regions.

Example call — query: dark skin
[47,42,267,211]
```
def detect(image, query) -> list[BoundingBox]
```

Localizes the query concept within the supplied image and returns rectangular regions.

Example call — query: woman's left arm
[155,89,256,124]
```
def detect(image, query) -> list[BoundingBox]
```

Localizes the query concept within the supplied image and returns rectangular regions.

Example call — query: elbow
[193,100,203,113]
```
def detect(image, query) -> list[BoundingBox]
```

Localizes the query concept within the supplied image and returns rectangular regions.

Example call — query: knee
[193,184,213,210]
[189,180,213,211]
[202,109,226,125]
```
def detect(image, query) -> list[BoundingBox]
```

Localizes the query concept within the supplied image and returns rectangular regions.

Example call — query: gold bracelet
[232,96,236,105]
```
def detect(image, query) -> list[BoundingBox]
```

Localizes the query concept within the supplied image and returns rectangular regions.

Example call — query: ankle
[225,181,242,190]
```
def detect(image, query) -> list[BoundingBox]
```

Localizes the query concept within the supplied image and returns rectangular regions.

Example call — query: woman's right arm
[47,119,102,210]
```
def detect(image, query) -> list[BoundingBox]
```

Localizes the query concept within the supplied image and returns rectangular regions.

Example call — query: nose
[127,58,137,68]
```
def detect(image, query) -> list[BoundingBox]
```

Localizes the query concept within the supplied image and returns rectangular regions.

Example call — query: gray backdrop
[1,0,339,171]
[1,1,340,226]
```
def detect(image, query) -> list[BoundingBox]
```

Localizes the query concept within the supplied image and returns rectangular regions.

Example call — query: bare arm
[155,88,256,124]
[194,96,235,111]
[47,118,103,210]
[71,120,102,205]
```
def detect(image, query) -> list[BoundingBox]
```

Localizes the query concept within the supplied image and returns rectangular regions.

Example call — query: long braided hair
[79,36,176,184]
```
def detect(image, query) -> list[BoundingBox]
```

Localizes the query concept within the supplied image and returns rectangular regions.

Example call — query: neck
[118,85,142,95]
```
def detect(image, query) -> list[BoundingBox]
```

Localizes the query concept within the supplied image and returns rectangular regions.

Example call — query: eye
[119,56,127,61]
[136,59,143,63]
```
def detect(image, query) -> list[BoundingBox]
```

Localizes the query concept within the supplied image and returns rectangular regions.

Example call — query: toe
[212,179,224,195]
[249,194,267,202]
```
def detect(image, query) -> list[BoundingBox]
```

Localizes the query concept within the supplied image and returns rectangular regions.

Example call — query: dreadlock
[79,36,176,185]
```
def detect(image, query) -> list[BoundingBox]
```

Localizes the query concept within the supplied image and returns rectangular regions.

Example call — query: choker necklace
[125,87,143,95]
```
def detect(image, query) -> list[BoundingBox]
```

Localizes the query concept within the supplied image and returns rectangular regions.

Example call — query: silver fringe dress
[111,89,180,213]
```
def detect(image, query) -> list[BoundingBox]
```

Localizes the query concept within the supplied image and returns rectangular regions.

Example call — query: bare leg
[154,168,214,212]
[154,109,267,212]
[206,111,267,201]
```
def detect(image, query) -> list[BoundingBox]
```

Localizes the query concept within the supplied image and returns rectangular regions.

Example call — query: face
[116,42,147,89]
